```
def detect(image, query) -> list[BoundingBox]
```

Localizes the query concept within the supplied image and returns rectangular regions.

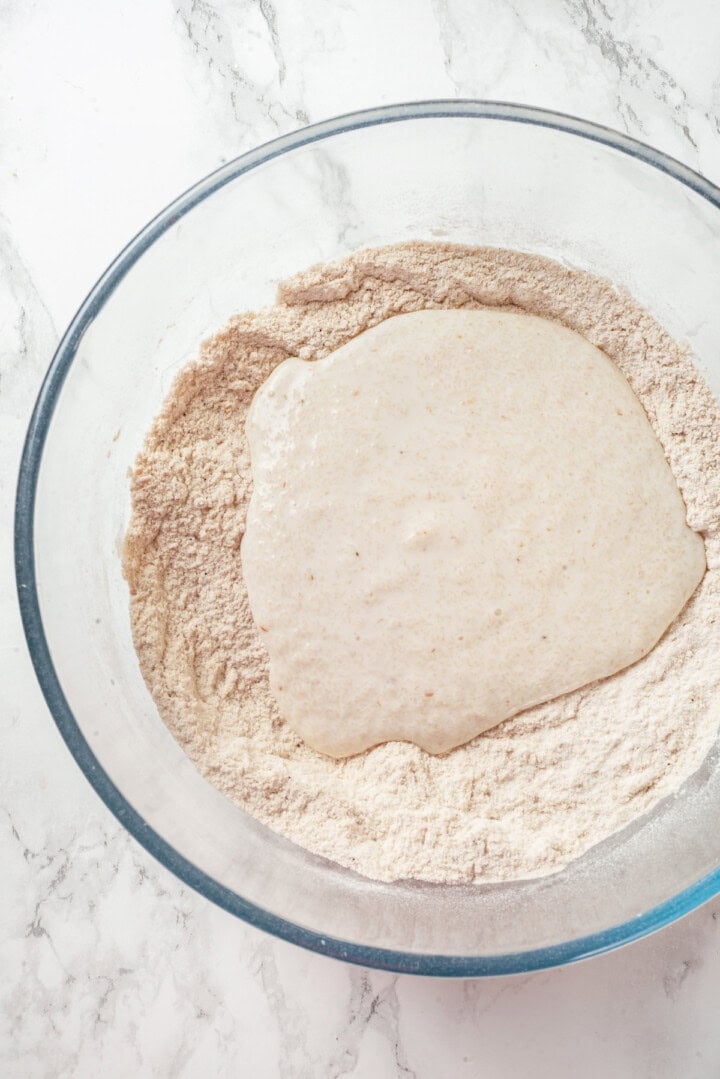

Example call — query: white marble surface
[3,1,720,1075]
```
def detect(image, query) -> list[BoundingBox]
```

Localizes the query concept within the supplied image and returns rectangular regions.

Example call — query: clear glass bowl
[15,102,720,976]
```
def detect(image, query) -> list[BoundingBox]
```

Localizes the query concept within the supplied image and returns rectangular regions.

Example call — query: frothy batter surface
[123,242,720,884]
[242,308,705,757]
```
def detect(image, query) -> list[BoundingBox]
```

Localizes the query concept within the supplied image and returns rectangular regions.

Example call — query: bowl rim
[14,100,720,977]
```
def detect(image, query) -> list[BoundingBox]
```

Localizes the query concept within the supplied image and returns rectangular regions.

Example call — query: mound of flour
[123,242,720,884]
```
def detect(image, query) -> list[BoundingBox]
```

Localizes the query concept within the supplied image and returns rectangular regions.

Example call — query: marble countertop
[3,2,720,1075]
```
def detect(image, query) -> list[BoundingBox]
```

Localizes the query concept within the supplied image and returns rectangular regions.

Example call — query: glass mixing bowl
[15,102,720,976]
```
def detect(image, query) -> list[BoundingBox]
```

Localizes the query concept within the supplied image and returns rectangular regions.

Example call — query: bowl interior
[25,107,720,971]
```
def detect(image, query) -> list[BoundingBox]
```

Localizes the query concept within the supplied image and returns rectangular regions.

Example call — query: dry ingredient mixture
[123,242,720,884]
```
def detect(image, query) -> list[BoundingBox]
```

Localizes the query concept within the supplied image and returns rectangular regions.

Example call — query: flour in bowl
[123,242,720,884]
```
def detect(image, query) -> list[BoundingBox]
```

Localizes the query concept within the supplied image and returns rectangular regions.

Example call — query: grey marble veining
[3,1,720,1075]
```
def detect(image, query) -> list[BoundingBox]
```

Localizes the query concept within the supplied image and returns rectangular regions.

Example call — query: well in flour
[241,307,704,758]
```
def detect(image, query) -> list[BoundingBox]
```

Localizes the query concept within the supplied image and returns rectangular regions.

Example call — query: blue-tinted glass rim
[14,101,720,977]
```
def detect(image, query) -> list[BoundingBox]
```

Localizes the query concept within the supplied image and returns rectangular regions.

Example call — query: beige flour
[123,242,720,884]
